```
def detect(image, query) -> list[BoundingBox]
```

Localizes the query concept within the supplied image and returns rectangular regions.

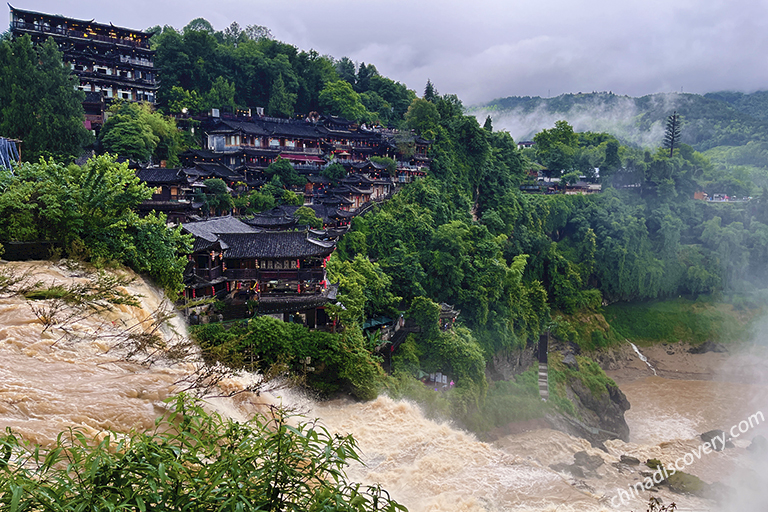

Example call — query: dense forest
[3,16,768,434]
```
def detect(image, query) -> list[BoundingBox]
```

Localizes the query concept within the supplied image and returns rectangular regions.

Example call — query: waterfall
[629,341,657,376]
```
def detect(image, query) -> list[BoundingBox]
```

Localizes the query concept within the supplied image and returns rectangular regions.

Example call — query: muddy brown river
[2,260,766,511]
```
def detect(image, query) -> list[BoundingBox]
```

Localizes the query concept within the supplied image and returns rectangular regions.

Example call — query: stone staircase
[538,333,549,401]
[538,361,549,400]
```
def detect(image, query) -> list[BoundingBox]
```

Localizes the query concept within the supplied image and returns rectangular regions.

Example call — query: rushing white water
[629,342,657,376]
[3,261,768,511]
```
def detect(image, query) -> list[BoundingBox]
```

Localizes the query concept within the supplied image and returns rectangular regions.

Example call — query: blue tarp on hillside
[0,138,20,170]
[363,315,393,330]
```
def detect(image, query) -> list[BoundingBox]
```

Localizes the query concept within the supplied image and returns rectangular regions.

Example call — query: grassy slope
[602,297,758,346]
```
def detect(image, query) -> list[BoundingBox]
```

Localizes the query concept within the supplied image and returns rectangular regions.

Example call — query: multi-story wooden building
[181,217,339,326]
[9,6,158,127]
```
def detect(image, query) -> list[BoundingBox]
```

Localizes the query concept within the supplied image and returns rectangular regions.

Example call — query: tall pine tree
[663,111,681,157]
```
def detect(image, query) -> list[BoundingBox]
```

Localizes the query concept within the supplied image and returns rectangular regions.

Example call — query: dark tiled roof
[184,149,222,160]
[263,120,323,138]
[245,215,298,228]
[257,293,332,314]
[182,216,260,243]
[192,238,222,253]
[195,163,243,181]
[322,115,354,126]
[341,174,376,185]
[208,118,325,139]
[331,209,356,218]
[351,161,388,171]
[329,184,365,195]
[244,148,280,157]
[215,119,271,136]
[218,231,335,259]
[136,168,185,184]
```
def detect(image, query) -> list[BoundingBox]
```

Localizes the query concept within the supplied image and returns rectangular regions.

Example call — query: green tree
[268,74,296,117]
[264,157,306,188]
[205,76,237,112]
[355,62,377,93]
[281,189,303,206]
[369,75,416,123]
[534,120,579,174]
[295,50,338,114]
[294,206,323,228]
[99,101,181,165]
[184,17,215,34]
[319,80,372,122]
[168,86,203,114]
[198,178,234,216]
[327,254,400,326]
[321,162,347,182]
[0,35,91,161]
[424,79,437,102]
[369,156,397,175]
[360,90,390,124]
[0,155,191,294]
[404,98,440,139]
[663,111,681,157]
[483,115,493,131]
[233,189,275,214]
[335,57,356,85]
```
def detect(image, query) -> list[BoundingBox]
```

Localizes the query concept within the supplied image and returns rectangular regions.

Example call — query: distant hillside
[474,91,768,151]
[704,90,768,121]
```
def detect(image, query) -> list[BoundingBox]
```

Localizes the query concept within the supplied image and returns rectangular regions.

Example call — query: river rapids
[2,261,768,511]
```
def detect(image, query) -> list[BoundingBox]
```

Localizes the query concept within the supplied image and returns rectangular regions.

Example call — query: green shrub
[190,318,385,400]
[0,395,405,511]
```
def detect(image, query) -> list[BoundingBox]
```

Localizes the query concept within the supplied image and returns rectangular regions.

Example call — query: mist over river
[2,261,767,511]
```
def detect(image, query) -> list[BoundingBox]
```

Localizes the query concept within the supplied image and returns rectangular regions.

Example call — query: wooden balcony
[224,268,325,281]
[194,266,222,280]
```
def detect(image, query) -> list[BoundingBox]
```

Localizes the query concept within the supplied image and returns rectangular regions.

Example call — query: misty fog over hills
[472,91,768,152]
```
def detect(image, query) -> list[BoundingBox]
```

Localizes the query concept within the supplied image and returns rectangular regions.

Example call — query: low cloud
[12,0,768,105]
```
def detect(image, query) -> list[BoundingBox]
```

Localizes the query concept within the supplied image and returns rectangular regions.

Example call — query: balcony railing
[12,21,151,49]
[224,268,325,281]
[194,266,222,280]
[119,55,154,67]
[293,163,326,171]
[269,146,322,155]
[225,268,258,280]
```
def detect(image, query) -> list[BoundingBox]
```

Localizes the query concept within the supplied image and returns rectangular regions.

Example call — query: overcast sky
[7,0,768,105]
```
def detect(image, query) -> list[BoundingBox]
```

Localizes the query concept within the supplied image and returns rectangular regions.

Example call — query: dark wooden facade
[181,218,339,325]
[9,6,158,127]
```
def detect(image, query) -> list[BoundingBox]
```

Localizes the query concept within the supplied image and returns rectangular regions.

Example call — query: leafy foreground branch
[0,395,406,512]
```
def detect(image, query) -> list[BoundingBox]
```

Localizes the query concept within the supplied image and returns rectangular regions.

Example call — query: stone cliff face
[558,377,630,444]
[486,345,536,381]
[487,344,631,448]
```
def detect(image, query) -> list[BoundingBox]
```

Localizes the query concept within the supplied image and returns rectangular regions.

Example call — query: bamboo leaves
[0,395,405,511]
